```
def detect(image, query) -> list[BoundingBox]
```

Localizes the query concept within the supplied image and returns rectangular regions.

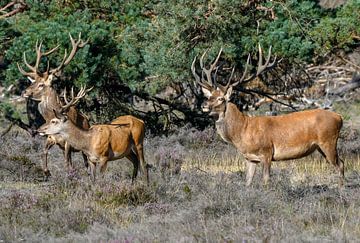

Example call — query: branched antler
[192,44,278,93]
[60,86,93,112]
[17,33,89,81]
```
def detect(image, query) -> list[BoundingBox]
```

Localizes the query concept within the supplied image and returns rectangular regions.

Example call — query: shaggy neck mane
[39,89,62,121]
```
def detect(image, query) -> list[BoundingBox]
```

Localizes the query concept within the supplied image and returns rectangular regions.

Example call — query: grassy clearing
[0,124,359,242]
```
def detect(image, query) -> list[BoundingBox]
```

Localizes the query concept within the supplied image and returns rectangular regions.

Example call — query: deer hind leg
[134,143,149,184]
[43,137,55,179]
[126,150,140,183]
[262,158,272,185]
[246,161,257,186]
[318,143,344,186]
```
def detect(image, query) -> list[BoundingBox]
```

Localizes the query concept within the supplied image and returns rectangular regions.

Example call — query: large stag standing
[17,33,91,178]
[192,45,344,186]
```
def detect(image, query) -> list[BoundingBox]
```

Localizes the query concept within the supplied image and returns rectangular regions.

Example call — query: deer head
[18,33,89,100]
[38,85,92,136]
[192,44,277,118]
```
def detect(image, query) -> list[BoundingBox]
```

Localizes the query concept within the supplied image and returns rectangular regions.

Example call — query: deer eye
[51,120,56,124]
[38,83,44,89]
[217,97,225,102]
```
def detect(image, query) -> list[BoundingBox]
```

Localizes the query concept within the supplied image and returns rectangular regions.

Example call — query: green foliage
[0,0,359,128]
[0,101,22,120]
[310,0,360,54]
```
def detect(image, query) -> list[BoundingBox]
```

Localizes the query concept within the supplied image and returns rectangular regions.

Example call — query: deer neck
[60,121,92,153]
[215,102,248,144]
[38,89,62,121]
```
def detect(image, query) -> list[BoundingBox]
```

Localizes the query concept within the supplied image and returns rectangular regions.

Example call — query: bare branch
[0,1,27,19]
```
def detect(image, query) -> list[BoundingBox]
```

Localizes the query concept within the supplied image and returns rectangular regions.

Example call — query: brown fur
[202,87,344,186]
[110,115,147,178]
[24,81,90,177]
[38,114,149,183]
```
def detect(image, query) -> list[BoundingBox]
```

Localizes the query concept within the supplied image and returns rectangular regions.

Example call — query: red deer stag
[191,46,344,186]
[17,33,90,178]
[38,88,149,183]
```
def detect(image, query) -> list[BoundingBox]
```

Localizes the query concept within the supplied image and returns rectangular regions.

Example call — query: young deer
[38,88,149,183]
[17,33,90,178]
[192,46,344,186]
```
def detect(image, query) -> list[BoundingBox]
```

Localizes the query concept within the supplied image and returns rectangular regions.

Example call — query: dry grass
[0,124,360,242]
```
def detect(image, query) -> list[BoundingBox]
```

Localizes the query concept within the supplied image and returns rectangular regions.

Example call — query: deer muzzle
[201,102,210,113]
[37,126,48,136]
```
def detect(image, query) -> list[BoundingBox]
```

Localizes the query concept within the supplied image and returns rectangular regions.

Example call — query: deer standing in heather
[37,88,149,184]
[17,33,90,178]
[192,45,344,186]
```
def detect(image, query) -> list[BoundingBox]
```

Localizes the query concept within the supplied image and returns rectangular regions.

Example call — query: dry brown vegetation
[0,104,360,242]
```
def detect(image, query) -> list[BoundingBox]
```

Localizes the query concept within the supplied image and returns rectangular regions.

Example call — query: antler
[49,33,89,75]
[0,1,27,19]
[230,44,277,88]
[60,85,93,112]
[17,33,89,80]
[191,48,223,90]
[192,44,278,93]
[17,40,60,79]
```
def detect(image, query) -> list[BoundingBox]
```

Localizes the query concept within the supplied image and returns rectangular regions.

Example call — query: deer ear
[52,109,67,122]
[224,86,233,101]
[53,109,61,119]
[27,77,35,83]
[201,87,212,98]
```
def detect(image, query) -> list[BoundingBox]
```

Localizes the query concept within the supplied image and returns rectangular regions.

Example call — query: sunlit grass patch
[182,151,360,187]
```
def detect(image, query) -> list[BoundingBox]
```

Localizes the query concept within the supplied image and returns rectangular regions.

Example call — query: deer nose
[201,103,210,112]
[36,128,45,136]
[21,90,30,98]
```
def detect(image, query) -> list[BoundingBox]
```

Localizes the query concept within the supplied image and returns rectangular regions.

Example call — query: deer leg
[81,152,90,175]
[89,161,97,182]
[134,143,149,184]
[246,161,257,186]
[99,159,108,174]
[126,150,140,183]
[318,144,344,186]
[262,159,272,185]
[64,142,74,171]
[43,137,55,179]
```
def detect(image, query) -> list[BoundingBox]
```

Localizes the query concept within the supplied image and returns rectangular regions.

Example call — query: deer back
[110,115,145,146]
[90,124,133,158]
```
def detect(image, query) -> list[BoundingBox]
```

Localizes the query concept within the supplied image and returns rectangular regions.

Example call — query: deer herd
[16,33,344,187]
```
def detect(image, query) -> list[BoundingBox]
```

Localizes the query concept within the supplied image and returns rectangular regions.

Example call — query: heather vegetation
[0,125,360,242]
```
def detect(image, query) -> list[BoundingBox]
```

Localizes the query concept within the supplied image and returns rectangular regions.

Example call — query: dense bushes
[0,0,359,132]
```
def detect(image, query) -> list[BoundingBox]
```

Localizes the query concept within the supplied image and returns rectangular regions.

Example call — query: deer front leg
[99,158,108,179]
[64,142,74,171]
[89,161,97,182]
[246,161,257,186]
[81,152,90,175]
[43,137,55,179]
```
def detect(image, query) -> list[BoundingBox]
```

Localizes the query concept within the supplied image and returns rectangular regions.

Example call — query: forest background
[1,0,359,133]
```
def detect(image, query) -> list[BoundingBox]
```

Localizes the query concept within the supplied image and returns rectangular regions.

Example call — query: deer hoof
[43,170,52,180]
